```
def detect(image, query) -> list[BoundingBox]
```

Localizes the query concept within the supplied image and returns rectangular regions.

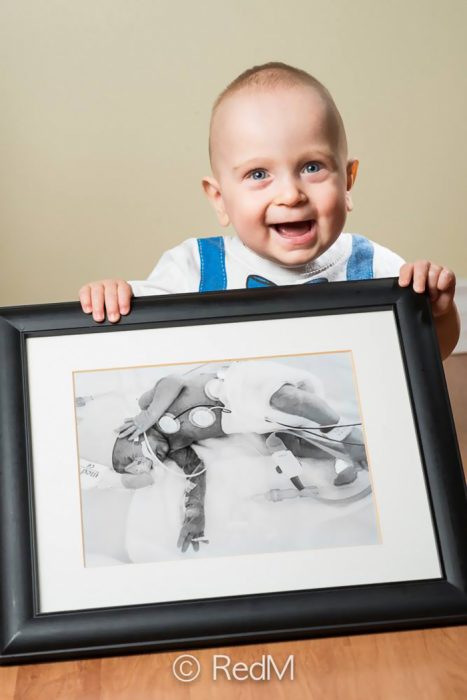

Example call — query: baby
[116,360,367,477]
[112,360,368,552]
[79,61,459,359]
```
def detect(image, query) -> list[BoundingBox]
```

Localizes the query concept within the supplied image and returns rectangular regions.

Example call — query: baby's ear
[345,159,359,212]
[202,176,230,227]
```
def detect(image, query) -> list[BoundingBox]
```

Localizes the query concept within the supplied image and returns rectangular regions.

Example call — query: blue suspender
[197,237,227,292]
[346,235,374,280]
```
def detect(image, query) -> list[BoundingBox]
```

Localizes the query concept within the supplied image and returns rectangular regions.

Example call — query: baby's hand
[399,261,456,318]
[177,506,206,553]
[79,279,133,323]
[116,407,160,440]
[116,417,143,441]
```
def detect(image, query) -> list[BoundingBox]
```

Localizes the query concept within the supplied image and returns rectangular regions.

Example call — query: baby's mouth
[272,220,315,237]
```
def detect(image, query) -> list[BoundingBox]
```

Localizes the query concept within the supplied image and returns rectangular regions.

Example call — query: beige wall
[1,0,466,306]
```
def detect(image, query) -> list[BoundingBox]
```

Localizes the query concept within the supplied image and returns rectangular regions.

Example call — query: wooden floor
[1,355,466,700]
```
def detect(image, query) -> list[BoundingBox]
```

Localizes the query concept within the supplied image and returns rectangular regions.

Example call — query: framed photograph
[0,279,466,664]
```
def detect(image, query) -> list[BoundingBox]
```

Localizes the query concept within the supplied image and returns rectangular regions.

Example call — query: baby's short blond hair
[208,61,348,168]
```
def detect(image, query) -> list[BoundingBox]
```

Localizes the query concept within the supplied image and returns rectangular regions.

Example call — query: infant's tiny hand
[177,507,206,553]
[399,261,456,318]
[116,417,143,440]
[79,279,133,323]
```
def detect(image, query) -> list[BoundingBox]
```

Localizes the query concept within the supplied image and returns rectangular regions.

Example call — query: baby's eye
[247,169,268,181]
[303,162,321,174]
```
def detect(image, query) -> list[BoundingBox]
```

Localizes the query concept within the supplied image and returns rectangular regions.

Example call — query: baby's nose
[127,459,151,474]
[273,178,307,207]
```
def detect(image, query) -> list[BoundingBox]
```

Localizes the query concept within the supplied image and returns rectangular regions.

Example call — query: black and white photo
[75,352,376,566]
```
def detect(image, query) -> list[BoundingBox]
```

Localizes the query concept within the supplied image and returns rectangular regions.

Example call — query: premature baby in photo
[112,361,368,552]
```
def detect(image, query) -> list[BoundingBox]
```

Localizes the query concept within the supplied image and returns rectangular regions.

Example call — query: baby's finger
[117,281,132,316]
[116,419,132,428]
[177,530,189,552]
[90,283,106,322]
[431,290,454,318]
[79,285,92,314]
[118,426,136,439]
[104,282,121,323]
[398,263,414,287]
[427,264,442,300]
[412,260,430,293]
[115,419,134,432]
[437,268,456,291]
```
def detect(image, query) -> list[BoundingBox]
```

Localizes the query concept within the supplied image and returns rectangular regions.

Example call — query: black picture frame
[0,279,466,665]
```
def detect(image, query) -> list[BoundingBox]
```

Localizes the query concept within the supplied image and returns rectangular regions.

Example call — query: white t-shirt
[129,233,404,296]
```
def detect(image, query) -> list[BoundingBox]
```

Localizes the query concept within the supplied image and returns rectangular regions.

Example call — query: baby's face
[122,433,169,475]
[119,451,154,490]
[124,455,153,475]
[204,85,356,267]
